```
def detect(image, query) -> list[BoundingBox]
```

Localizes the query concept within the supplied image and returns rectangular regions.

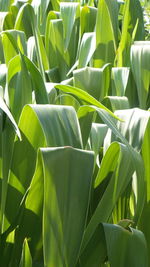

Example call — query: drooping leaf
[55,84,119,119]
[4,104,83,230]
[1,30,27,65]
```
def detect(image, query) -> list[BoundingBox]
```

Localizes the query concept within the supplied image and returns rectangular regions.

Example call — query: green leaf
[94,0,118,67]
[6,54,32,122]
[114,108,150,152]
[111,67,130,96]
[19,239,32,267]
[6,53,49,106]
[0,12,9,31]
[0,64,6,89]
[42,147,94,267]
[131,41,150,109]
[24,55,49,104]
[9,146,94,266]
[81,140,144,251]
[60,2,80,51]
[45,10,59,70]
[78,224,107,267]
[73,65,109,101]
[1,30,27,65]
[103,223,148,267]
[32,0,50,34]
[78,32,96,69]
[15,3,48,79]
[139,118,150,264]
[102,96,130,112]
[89,123,108,166]
[0,97,21,233]
[106,108,150,222]
[0,96,21,139]
[117,0,145,67]
[116,0,133,67]
[0,0,12,11]
[4,104,83,230]
[47,19,69,80]
[2,6,17,31]
[50,0,60,11]
[55,84,119,120]
[81,141,134,250]
[80,6,97,35]
[55,94,80,111]
[126,0,145,40]
[77,106,127,147]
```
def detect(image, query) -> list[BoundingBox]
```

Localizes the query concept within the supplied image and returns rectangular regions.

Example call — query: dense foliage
[0,0,150,266]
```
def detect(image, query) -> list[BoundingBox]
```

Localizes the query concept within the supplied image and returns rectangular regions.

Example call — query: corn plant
[0,0,149,266]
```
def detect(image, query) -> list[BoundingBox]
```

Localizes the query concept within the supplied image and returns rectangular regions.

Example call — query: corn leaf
[19,239,32,267]
[42,147,94,267]
[94,0,118,67]
[6,54,32,122]
[139,119,150,264]
[60,2,80,51]
[78,224,107,267]
[111,67,130,96]
[81,141,135,250]
[82,141,144,251]
[8,147,94,267]
[80,6,97,35]
[102,96,130,112]
[1,30,27,65]
[78,32,96,69]
[131,41,150,109]
[0,0,11,11]
[73,65,109,101]
[103,223,148,267]
[3,104,83,230]
[0,95,21,139]
[55,84,119,119]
